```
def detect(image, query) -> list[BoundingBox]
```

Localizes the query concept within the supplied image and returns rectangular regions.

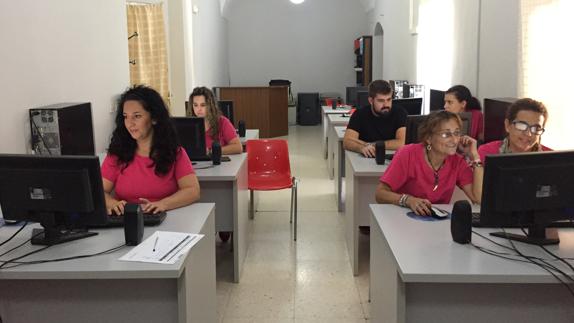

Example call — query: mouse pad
[406,211,451,221]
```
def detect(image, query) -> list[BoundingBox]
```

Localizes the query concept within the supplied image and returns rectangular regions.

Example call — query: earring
[152,121,157,125]
[426,144,432,151]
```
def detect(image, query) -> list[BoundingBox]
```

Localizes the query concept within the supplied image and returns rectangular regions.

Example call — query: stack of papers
[119,231,204,265]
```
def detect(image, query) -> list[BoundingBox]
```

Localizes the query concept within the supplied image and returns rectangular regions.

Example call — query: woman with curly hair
[189,87,242,155]
[102,85,200,216]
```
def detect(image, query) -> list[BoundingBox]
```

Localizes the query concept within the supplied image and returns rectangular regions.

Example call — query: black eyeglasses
[512,120,545,135]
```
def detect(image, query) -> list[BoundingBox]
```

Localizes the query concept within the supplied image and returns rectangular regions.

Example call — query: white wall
[0,1,130,154]
[477,0,519,101]
[227,0,368,97]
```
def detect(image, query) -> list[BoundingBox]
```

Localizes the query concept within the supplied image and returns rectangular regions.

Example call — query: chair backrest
[246,139,292,177]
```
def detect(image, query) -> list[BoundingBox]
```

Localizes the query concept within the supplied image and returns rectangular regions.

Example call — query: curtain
[519,0,574,149]
[127,3,170,107]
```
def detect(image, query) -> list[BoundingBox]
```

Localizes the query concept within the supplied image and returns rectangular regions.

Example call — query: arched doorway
[372,23,384,80]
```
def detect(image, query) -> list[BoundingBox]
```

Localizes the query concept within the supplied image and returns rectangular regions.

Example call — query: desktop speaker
[451,200,472,244]
[375,141,386,165]
[124,203,144,246]
[331,99,337,110]
[237,120,246,137]
[212,141,222,165]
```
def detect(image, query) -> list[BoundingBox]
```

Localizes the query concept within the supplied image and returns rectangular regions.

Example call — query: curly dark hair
[107,85,179,176]
[189,87,221,140]
[446,85,481,111]
[506,98,548,126]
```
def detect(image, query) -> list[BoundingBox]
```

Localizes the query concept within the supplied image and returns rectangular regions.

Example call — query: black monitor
[459,112,472,137]
[218,100,234,126]
[480,150,574,245]
[405,115,427,144]
[393,97,422,115]
[429,89,445,111]
[0,154,107,245]
[171,117,209,161]
[356,91,369,109]
[484,98,516,143]
[345,86,367,107]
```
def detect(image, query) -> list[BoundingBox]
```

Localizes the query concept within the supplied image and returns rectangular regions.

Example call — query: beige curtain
[127,3,170,107]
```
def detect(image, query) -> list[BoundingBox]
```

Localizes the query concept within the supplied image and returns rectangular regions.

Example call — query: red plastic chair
[246,139,298,241]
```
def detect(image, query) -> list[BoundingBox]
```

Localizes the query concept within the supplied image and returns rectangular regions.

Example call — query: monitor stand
[490,226,560,245]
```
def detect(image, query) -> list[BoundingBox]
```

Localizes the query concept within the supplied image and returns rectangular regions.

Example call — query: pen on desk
[153,236,159,252]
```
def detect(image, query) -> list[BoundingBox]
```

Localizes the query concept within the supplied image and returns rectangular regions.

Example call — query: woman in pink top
[376,111,483,216]
[102,85,200,216]
[189,87,242,155]
[478,98,550,162]
[444,85,484,141]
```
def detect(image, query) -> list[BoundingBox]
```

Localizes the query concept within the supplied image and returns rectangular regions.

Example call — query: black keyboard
[472,212,574,228]
[93,211,167,228]
[190,155,212,162]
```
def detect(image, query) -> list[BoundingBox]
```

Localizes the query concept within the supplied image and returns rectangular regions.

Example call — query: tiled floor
[216,125,371,322]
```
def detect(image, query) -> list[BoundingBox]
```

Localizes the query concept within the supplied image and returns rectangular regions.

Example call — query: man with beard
[343,80,407,157]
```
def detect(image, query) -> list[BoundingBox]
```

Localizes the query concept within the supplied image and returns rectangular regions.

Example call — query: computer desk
[0,203,216,323]
[333,126,347,211]
[326,114,350,180]
[369,204,574,323]
[345,150,392,275]
[239,129,259,151]
[193,153,250,283]
[321,105,351,160]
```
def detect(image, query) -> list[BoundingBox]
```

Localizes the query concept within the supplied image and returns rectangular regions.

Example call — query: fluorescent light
[290,0,305,4]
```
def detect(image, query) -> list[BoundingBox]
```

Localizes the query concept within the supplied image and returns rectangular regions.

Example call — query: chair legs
[292,177,298,241]
[249,189,255,220]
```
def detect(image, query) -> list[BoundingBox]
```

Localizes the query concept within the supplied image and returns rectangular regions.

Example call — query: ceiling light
[290,0,305,4]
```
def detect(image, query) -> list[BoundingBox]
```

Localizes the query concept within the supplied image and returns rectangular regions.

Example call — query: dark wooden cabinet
[354,36,372,86]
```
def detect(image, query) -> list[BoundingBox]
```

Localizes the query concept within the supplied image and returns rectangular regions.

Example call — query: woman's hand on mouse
[406,196,432,216]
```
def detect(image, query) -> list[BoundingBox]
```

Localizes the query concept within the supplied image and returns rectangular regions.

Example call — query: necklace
[426,149,445,192]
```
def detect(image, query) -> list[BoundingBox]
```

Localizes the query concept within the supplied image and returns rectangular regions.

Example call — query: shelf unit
[354,36,372,86]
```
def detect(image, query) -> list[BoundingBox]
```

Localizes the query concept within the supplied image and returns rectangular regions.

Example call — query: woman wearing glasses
[478,98,550,162]
[375,111,483,216]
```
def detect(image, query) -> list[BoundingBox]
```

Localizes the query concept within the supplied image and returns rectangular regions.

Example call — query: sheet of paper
[119,231,203,265]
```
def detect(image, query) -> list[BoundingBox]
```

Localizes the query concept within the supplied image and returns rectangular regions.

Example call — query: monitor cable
[0,222,28,247]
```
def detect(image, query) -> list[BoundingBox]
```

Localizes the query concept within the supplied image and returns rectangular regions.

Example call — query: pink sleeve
[174,148,195,179]
[101,154,120,183]
[471,110,484,140]
[456,157,473,188]
[219,116,238,145]
[379,146,410,191]
[478,141,500,163]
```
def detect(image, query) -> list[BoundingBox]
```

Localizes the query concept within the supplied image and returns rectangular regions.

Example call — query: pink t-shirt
[380,143,474,204]
[469,110,484,140]
[478,140,552,162]
[205,116,237,149]
[101,147,195,203]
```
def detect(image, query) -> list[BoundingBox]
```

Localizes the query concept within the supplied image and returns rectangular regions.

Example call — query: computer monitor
[356,91,369,109]
[171,117,208,161]
[393,97,422,115]
[480,150,574,245]
[459,112,472,137]
[484,98,516,143]
[405,115,427,144]
[429,89,445,111]
[0,154,107,245]
[218,100,234,126]
[345,86,367,107]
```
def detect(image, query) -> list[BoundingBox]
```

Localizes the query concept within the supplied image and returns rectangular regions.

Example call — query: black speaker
[451,200,472,244]
[331,99,337,110]
[212,141,222,165]
[237,120,246,137]
[375,141,386,165]
[124,203,144,246]
[297,93,321,125]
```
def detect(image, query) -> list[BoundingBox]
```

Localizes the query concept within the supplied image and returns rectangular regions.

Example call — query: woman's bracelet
[399,194,409,207]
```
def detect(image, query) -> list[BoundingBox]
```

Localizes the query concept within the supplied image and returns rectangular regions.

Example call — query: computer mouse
[429,206,449,219]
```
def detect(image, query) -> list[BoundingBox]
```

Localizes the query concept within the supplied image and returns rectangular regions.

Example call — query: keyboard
[190,155,212,162]
[471,212,574,228]
[93,211,167,228]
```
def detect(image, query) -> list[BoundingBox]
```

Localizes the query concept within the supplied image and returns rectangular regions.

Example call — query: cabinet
[354,36,372,86]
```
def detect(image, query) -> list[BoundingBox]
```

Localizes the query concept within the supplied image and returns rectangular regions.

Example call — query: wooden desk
[0,203,216,323]
[219,87,288,138]
[370,204,574,323]
[321,105,351,159]
[194,153,250,283]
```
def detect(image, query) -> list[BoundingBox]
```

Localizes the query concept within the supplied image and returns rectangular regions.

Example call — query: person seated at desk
[444,85,484,141]
[102,85,200,216]
[375,111,483,215]
[343,80,407,157]
[478,98,550,162]
[189,87,242,155]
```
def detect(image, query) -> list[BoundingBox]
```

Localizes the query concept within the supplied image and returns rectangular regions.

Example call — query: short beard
[372,106,390,118]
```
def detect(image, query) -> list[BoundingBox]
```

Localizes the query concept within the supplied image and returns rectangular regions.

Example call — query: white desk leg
[234,161,250,283]
[322,114,329,159]
[345,157,359,275]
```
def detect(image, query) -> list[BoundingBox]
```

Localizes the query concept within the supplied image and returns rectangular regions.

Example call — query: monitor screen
[346,86,367,107]
[480,150,574,245]
[0,154,107,245]
[171,117,208,160]
[405,115,427,144]
[356,91,369,109]
[393,97,422,115]
[218,100,234,126]
[484,98,516,143]
[429,89,445,111]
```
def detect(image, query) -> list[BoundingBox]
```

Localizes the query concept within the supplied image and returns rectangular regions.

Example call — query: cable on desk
[0,222,28,247]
